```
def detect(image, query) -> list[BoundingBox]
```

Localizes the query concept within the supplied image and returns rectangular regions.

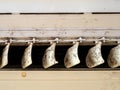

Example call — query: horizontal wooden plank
[0,14,120,28]
[0,80,119,90]
[0,28,120,38]
[0,71,119,80]
[0,71,120,90]
[0,0,120,13]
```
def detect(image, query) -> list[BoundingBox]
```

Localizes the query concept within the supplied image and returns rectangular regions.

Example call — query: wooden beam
[0,71,119,90]
[0,14,120,28]
[0,0,120,13]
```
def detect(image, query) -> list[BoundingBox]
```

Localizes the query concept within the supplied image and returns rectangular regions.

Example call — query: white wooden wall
[0,0,120,13]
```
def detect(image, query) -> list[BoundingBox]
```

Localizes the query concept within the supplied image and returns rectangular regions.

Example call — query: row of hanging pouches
[0,37,120,69]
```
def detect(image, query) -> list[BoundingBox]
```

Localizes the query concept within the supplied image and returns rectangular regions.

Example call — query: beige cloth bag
[0,43,10,68]
[42,43,58,68]
[64,42,80,68]
[108,44,120,68]
[22,43,33,69]
[86,42,104,68]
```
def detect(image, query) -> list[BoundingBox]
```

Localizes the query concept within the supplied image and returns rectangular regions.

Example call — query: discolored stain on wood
[21,72,27,77]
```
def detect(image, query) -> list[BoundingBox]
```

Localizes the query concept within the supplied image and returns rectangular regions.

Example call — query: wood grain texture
[0,14,120,28]
[0,71,120,90]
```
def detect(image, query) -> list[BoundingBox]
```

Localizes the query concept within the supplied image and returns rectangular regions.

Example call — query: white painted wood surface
[0,14,119,29]
[0,14,120,38]
[0,0,120,13]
